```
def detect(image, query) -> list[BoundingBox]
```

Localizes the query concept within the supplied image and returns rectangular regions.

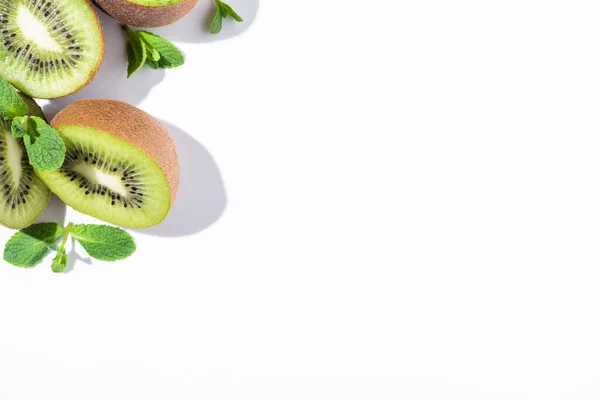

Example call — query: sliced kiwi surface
[0,0,104,99]
[36,125,172,228]
[0,94,50,229]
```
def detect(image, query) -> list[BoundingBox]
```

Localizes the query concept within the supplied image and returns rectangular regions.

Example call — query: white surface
[2,0,600,398]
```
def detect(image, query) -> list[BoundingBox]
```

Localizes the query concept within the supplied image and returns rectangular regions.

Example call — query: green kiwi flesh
[36,125,172,228]
[0,94,50,229]
[0,0,104,99]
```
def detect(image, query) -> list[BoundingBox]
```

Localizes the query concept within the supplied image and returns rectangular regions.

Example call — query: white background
[2,0,600,398]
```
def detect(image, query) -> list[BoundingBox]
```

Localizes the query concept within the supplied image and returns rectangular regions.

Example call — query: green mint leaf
[145,45,160,62]
[124,26,146,78]
[137,31,184,69]
[210,5,223,34]
[0,76,28,120]
[71,224,136,262]
[221,2,243,22]
[146,58,159,69]
[3,223,65,267]
[218,1,228,18]
[51,248,67,273]
[22,116,66,171]
[11,116,29,138]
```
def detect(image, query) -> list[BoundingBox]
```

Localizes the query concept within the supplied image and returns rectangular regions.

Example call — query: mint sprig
[123,26,184,77]
[3,222,136,273]
[11,115,66,170]
[0,76,66,170]
[210,0,243,34]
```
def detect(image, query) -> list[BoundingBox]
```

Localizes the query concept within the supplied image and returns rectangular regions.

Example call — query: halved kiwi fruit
[95,0,198,27]
[0,94,51,229]
[0,0,104,99]
[36,100,179,228]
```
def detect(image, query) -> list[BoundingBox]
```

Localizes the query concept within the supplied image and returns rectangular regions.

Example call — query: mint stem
[58,222,73,251]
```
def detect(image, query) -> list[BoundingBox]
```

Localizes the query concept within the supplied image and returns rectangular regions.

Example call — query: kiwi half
[0,94,50,229]
[95,0,198,27]
[36,100,179,228]
[0,0,104,99]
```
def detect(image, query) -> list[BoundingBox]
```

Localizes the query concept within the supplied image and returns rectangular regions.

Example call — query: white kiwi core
[5,134,23,185]
[17,5,62,52]
[71,163,128,196]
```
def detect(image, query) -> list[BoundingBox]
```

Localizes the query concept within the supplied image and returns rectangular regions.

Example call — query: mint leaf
[218,1,228,18]
[0,76,28,120]
[145,45,160,62]
[210,5,223,34]
[124,26,146,78]
[211,1,243,33]
[137,31,184,68]
[22,116,66,171]
[221,3,243,22]
[11,116,29,138]
[123,27,183,75]
[146,58,159,69]
[51,248,67,273]
[71,224,136,262]
[3,223,65,267]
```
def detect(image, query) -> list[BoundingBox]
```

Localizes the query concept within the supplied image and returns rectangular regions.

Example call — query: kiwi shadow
[43,5,165,119]
[37,194,67,226]
[145,0,259,43]
[136,121,227,237]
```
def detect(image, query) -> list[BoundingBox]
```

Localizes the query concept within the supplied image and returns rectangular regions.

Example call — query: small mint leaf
[51,248,67,273]
[11,116,28,138]
[137,31,184,69]
[24,116,66,171]
[3,223,65,267]
[221,2,243,22]
[0,76,28,120]
[124,26,146,78]
[71,224,136,262]
[210,5,223,34]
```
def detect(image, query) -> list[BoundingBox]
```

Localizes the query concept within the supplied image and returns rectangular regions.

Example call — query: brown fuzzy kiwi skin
[94,0,198,27]
[50,100,180,207]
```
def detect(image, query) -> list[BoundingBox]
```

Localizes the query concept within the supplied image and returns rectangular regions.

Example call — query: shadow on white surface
[147,0,259,43]
[37,194,67,227]
[43,0,258,118]
[137,121,227,237]
[43,6,165,119]
[64,243,92,274]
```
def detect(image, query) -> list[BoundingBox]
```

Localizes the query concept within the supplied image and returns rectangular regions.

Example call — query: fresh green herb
[123,26,184,77]
[71,224,137,261]
[3,223,64,267]
[3,222,136,273]
[210,0,243,34]
[0,76,28,120]
[51,248,68,273]
[11,116,66,170]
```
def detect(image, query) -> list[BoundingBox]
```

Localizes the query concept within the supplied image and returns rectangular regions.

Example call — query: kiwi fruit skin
[95,0,198,27]
[0,0,105,99]
[0,94,50,229]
